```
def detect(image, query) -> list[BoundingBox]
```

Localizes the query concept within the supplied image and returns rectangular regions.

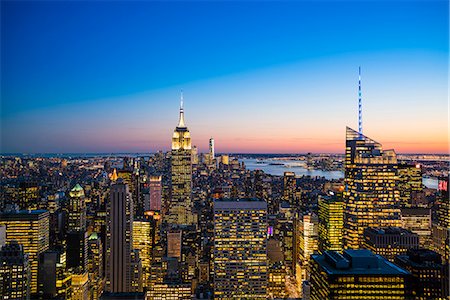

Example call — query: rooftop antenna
[358,66,363,136]
[180,89,184,110]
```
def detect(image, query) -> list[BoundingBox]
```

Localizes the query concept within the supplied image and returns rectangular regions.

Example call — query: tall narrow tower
[168,91,195,225]
[209,137,215,161]
[358,66,363,135]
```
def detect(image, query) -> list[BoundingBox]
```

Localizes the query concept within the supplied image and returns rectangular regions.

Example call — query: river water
[241,158,438,189]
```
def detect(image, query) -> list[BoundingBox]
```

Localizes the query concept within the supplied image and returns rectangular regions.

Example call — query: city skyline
[1,1,448,154]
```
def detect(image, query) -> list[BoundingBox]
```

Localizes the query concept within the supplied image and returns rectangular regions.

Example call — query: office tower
[267,262,286,299]
[283,172,296,207]
[67,183,86,232]
[106,181,141,293]
[147,282,192,299]
[38,249,71,299]
[66,230,88,271]
[400,208,432,247]
[117,169,142,217]
[220,154,229,165]
[343,127,401,249]
[16,181,40,210]
[214,198,267,299]
[133,219,153,288]
[209,137,215,161]
[310,249,411,300]
[169,93,195,225]
[318,193,344,252]
[395,249,448,300]
[298,213,319,283]
[167,230,182,259]
[88,232,104,300]
[398,162,423,207]
[0,242,30,299]
[71,272,90,300]
[362,227,419,261]
[0,209,49,294]
[432,176,449,261]
[191,145,199,165]
[149,175,162,212]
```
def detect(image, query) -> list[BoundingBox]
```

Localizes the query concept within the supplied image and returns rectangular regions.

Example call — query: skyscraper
[310,249,411,300]
[209,137,215,162]
[0,209,49,294]
[149,175,162,212]
[282,172,296,207]
[67,183,86,232]
[213,198,268,299]
[0,242,30,299]
[343,127,401,249]
[397,162,423,207]
[168,93,195,225]
[105,181,141,292]
[318,193,344,252]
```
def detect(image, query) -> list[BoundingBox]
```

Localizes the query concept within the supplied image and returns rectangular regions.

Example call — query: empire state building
[167,93,196,225]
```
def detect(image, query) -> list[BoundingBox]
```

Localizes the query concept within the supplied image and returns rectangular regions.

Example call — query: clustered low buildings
[0,102,448,300]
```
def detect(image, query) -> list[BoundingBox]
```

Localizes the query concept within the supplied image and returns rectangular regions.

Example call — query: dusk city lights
[0,1,449,300]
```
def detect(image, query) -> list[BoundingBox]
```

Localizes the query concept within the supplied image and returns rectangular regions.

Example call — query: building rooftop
[364,227,416,236]
[312,249,410,276]
[214,198,267,210]
[0,209,49,220]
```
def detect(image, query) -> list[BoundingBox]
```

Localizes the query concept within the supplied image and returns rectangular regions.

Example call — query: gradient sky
[1,0,448,154]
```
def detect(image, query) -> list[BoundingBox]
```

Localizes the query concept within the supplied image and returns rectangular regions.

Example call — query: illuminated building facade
[71,271,89,300]
[318,193,343,252]
[0,242,30,299]
[147,282,191,299]
[213,198,267,299]
[400,208,432,247]
[0,209,49,294]
[88,232,104,300]
[106,181,141,292]
[395,249,447,300]
[298,213,319,283]
[133,219,153,288]
[310,249,411,300]
[282,172,296,207]
[149,175,162,212]
[168,94,195,225]
[362,227,419,261]
[267,262,286,299]
[398,162,423,207]
[67,184,86,232]
[432,177,449,261]
[38,249,72,299]
[344,127,401,249]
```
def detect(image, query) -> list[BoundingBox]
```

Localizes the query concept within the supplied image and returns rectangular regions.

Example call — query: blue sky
[1,0,448,153]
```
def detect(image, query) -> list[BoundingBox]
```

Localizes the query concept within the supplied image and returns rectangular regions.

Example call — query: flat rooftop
[214,198,267,210]
[312,249,410,276]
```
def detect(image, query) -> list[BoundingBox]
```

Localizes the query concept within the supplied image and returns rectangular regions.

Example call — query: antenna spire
[358,66,363,135]
[177,90,186,127]
[180,89,184,110]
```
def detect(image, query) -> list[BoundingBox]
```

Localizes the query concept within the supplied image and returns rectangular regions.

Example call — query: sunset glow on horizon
[1,1,448,154]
